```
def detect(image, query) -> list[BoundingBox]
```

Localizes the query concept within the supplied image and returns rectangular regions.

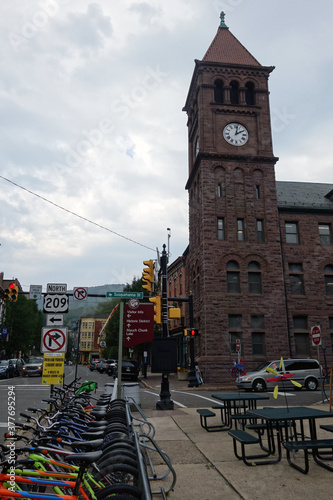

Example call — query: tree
[1,295,43,358]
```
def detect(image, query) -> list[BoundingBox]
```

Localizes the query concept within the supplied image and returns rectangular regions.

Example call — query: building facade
[79,315,108,363]
[183,14,333,384]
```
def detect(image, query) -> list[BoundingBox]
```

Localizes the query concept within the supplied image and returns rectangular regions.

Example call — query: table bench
[228,429,274,466]
[320,424,333,433]
[283,438,333,474]
[196,409,226,432]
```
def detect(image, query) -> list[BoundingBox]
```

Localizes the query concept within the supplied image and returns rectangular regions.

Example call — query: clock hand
[235,127,244,135]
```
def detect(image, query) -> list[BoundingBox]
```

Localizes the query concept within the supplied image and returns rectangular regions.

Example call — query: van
[236,358,323,392]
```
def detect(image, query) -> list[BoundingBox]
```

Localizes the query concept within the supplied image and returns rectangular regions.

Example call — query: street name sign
[106,291,143,299]
[124,302,154,347]
[43,294,69,313]
[47,283,67,294]
[41,327,68,353]
[30,285,43,300]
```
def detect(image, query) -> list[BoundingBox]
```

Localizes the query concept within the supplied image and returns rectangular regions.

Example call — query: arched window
[248,261,262,294]
[245,82,255,105]
[214,79,224,103]
[227,260,240,293]
[230,81,239,104]
[324,265,333,296]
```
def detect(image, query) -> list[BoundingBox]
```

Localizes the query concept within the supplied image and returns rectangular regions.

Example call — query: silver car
[22,357,43,377]
[236,358,323,392]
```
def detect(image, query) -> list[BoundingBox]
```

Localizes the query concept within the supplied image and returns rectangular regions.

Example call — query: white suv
[236,358,323,392]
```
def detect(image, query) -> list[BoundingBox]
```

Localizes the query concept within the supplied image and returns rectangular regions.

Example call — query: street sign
[124,302,154,347]
[106,291,143,299]
[30,285,42,300]
[1,327,8,340]
[42,352,65,385]
[47,283,67,294]
[41,327,68,353]
[100,341,106,348]
[43,294,69,313]
[311,325,321,346]
[236,339,241,352]
[73,287,88,301]
[46,314,64,327]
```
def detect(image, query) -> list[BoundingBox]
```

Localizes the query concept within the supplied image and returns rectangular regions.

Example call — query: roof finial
[219,11,228,29]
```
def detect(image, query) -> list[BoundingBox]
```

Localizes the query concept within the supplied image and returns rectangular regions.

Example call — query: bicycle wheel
[95,484,142,499]
[94,463,139,487]
[97,452,138,471]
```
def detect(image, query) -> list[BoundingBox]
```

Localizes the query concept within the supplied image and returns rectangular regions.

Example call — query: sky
[1,0,333,293]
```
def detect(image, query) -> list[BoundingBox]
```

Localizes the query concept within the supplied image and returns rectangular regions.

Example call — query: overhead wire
[0,174,155,251]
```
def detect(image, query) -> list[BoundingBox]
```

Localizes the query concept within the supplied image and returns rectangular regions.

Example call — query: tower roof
[202,12,261,66]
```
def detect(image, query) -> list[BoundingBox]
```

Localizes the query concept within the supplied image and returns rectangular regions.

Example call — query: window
[229,315,242,355]
[227,260,240,293]
[237,219,245,241]
[217,217,225,240]
[248,261,262,294]
[214,79,224,103]
[217,183,222,197]
[319,224,332,245]
[324,265,333,296]
[288,263,305,295]
[256,219,264,242]
[245,82,255,105]
[293,315,310,356]
[330,317,333,354]
[230,81,239,104]
[179,271,183,295]
[255,185,261,199]
[195,136,199,156]
[252,332,265,356]
[285,222,299,244]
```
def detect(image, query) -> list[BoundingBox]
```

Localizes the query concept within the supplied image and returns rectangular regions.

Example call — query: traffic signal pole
[187,294,198,388]
[156,244,174,410]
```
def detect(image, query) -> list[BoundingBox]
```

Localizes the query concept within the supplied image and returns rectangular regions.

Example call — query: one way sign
[46,314,64,327]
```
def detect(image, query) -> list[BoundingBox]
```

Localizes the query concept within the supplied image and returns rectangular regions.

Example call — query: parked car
[114,360,140,381]
[236,358,323,392]
[10,358,25,376]
[22,357,43,377]
[89,360,99,372]
[106,360,117,377]
[97,359,116,374]
[0,360,15,379]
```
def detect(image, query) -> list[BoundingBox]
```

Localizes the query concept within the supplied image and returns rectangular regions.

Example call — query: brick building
[79,314,108,363]
[183,14,333,384]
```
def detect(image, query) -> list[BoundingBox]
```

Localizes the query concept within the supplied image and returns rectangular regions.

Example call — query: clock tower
[184,13,289,384]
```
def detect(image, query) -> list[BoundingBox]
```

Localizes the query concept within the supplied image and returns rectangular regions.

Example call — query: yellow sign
[42,352,65,385]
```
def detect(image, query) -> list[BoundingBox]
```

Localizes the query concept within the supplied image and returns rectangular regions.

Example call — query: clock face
[223,123,249,146]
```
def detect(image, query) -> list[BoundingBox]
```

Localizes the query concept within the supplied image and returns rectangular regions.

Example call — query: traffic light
[184,328,198,337]
[142,259,154,292]
[10,284,19,302]
[4,288,11,301]
[149,295,161,324]
[168,307,181,319]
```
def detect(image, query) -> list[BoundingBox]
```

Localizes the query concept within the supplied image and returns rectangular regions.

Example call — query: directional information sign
[43,294,69,313]
[42,353,65,385]
[124,302,154,348]
[73,287,88,301]
[46,314,64,327]
[106,291,143,299]
[41,327,68,353]
[47,283,67,294]
[30,285,42,300]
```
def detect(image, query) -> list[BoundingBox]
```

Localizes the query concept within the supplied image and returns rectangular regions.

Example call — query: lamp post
[156,244,174,410]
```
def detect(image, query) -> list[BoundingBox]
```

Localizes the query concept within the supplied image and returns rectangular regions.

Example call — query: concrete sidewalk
[135,373,333,500]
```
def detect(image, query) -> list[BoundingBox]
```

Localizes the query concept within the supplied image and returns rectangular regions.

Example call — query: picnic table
[211,392,270,430]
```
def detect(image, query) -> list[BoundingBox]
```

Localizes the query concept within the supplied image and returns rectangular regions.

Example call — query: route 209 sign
[43,294,69,313]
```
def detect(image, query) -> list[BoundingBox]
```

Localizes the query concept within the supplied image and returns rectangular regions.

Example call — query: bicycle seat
[71,438,104,450]
[64,450,103,464]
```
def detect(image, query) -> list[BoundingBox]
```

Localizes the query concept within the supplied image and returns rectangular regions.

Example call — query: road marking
[144,390,187,408]
[172,390,224,405]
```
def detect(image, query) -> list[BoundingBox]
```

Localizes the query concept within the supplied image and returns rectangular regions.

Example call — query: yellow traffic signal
[4,288,11,301]
[142,259,154,292]
[10,284,19,302]
[168,307,181,319]
[149,295,161,324]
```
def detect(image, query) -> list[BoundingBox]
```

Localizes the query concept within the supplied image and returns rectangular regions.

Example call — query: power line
[0,175,155,251]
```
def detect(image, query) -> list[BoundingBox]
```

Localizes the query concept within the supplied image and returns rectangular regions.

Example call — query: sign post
[311,325,325,402]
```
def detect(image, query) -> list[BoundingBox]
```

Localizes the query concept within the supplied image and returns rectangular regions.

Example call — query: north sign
[47,283,67,294]
[43,294,69,313]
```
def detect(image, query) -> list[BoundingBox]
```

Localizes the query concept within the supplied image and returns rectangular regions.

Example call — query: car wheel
[305,377,318,391]
[252,379,266,392]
